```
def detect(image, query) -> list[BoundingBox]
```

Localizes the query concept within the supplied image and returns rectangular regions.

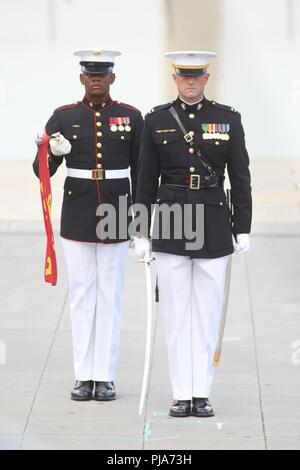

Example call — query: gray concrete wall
[163,0,220,99]
[1,0,299,159]
[0,0,166,159]
[164,0,300,159]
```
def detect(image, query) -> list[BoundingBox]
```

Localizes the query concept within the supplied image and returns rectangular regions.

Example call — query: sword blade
[213,254,232,366]
[138,199,158,415]
[138,259,153,415]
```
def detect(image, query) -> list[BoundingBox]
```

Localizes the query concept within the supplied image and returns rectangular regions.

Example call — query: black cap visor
[175,67,208,76]
[80,61,114,75]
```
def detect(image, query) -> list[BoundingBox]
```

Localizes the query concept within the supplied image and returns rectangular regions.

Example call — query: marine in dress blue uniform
[135,51,252,417]
[33,49,143,401]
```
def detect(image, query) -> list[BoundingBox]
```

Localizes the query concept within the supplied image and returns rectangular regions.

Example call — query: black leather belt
[161,174,224,190]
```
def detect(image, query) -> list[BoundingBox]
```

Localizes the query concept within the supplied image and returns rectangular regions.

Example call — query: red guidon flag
[37,134,57,286]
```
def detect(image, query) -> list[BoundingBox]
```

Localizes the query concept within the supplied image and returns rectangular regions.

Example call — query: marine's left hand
[50,132,72,156]
[234,234,250,254]
[134,236,151,261]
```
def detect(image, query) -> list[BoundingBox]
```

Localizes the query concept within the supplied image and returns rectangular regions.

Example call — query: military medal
[223,124,230,141]
[207,123,212,138]
[202,123,209,139]
[210,124,216,139]
[116,118,123,132]
[124,117,131,132]
[216,124,222,140]
[211,123,218,139]
[202,123,231,141]
[219,125,225,140]
[211,123,215,139]
[207,124,213,139]
[217,124,223,140]
[109,117,118,132]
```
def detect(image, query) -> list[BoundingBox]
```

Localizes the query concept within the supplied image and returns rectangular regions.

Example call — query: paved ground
[0,158,300,450]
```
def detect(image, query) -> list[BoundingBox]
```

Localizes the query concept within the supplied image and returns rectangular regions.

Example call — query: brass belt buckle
[92,169,105,180]
[189,174,201,190]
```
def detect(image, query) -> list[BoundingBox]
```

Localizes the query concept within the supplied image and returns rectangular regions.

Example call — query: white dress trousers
[154,252,229,400]
[62,238,129,381]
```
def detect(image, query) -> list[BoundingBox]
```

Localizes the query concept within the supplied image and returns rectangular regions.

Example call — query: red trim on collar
[80,100,114,113]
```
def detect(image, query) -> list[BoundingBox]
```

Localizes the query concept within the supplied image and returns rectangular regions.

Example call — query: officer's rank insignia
[109,117,131,132]
[202,123,230,141]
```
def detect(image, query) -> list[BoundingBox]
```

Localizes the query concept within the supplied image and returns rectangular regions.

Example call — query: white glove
[49,132,72,156]
[134,236,151,261]
[234,234,250,255]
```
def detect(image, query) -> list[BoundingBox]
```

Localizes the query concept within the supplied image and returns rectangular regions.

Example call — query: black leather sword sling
[168,106,217,178]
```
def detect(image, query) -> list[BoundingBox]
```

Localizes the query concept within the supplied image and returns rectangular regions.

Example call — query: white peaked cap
[164,51,217,74]
[73,49,122,63]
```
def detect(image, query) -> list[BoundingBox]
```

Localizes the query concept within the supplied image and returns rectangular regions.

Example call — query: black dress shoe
[192,398,214,417]
[94,381,116,401]
[169,400,191,417]
[71,380,94,401]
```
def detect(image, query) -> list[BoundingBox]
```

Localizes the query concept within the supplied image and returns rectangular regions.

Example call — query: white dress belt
[67,167,129,180]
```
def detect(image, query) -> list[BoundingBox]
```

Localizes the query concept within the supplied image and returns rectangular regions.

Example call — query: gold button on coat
[189,167,195,173]
[189,113,195,119]
[96,122,102,127]
[96,143,102,148]
[189,148,194,154]
[97,153,102,158]
[97,132,102,137]
[97,163,102,169]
